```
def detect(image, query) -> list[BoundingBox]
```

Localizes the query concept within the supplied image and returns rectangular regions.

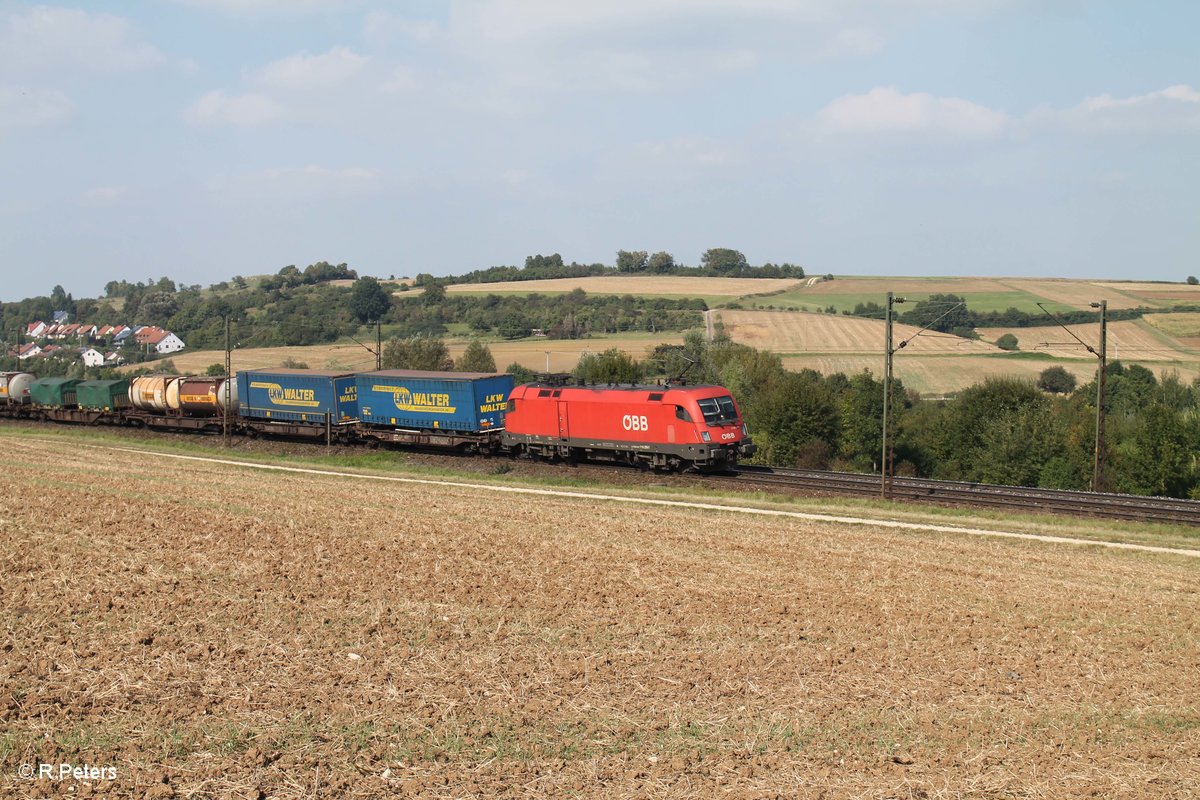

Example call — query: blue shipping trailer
[237,369,359,424]
[356,370,514,432]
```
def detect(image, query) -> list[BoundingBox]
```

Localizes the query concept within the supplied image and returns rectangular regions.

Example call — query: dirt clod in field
[1,434,1199,798]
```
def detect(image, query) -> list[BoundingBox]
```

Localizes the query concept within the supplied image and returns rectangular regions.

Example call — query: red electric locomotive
[502,383,756,471]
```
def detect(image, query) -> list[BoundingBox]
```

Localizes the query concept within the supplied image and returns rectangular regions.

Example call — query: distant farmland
[716,309,1002,355]
[113,275,1200,397]
[134,334,682,376]
[729,276,1200,314]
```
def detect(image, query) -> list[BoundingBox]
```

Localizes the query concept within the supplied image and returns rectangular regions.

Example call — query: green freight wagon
[28,377,80,408]
[76,379,131,411]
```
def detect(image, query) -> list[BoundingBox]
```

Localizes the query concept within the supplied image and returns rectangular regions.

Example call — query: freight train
[0,368,755,472]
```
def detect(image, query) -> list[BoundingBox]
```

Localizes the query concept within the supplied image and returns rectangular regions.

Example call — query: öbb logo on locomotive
[622,414,649,431]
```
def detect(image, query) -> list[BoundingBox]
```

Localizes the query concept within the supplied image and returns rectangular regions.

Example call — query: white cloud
[364,11,440,46]
[78,186,128,207]
[819,86,1008,136]
[0,87,74,131]
[170,0,350,15]
[1037,84,1200,134]
[213,165,381,202]
[0,5,164,77]
[190,46,385,126]
[250,47,368,92]
[187,90,283,127]
[436,0,907,95]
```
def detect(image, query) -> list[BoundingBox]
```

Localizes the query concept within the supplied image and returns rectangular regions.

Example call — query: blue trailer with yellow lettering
[237,369,360,426]
[354,370,513,432]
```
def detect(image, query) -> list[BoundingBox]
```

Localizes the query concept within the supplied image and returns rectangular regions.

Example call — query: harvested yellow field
[119,336,683,376]
[1096,281,1200,304]
[977,320,1199,361]
[997,279,1149,310]
[718,310,1002,354]
[779,355,1090,395]
[117,343,381,374]
[1144,312,1200,338]
[795,277,1014,296]
[446,276,803,296]
[447,335,682,372]
[3,433,1198,797]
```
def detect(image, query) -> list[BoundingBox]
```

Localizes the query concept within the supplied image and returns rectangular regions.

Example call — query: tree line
[443,249,804,285]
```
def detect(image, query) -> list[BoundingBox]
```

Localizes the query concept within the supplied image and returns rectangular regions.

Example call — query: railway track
[725,465,1200,526]
[5,413,1199,526]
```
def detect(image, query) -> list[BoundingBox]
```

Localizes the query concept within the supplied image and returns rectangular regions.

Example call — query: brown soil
[2,435,1198,798]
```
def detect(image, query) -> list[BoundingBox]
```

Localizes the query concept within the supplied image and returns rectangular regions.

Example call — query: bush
[1037,366,1076,394]
[996,333,1019,351]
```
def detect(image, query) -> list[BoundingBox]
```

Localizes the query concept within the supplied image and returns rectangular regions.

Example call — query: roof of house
[135,326,177,345]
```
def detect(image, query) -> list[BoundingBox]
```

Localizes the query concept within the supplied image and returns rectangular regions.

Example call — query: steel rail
[726,466,1200,525]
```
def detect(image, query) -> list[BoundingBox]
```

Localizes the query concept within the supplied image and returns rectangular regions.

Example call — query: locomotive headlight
[701,431,711,442]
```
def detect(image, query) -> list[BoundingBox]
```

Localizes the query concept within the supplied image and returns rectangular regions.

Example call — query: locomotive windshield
[696,395,738,426]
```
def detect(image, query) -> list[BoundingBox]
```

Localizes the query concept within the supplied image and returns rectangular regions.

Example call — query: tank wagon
[503,383,755,471]
[0,372,34,406]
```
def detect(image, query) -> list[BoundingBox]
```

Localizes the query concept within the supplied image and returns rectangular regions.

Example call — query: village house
[16,342,41,360]
[134,326,186,354]
[80,348,105,367]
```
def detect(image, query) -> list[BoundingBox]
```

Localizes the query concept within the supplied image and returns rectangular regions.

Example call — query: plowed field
[2,435,1198,798]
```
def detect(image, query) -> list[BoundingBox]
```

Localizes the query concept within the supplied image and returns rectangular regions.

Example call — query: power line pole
[1036,301,1109,492]
[881,292,905,499]
[1091,300,1107,492]
[223,316,231,448]
[375,319,382,370]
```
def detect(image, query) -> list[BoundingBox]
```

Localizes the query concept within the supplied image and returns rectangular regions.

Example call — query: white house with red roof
[16,343,41,360]
[134,326,186,354]
[26,321,47,337]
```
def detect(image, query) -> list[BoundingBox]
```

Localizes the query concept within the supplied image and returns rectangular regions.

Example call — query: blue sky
[1,0,1197,301]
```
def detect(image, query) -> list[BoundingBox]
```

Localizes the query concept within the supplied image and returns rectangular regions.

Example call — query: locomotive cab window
[506,400,516,412]
[696,396,738,426]
[675,406,692,422]
[538,389,551,397]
